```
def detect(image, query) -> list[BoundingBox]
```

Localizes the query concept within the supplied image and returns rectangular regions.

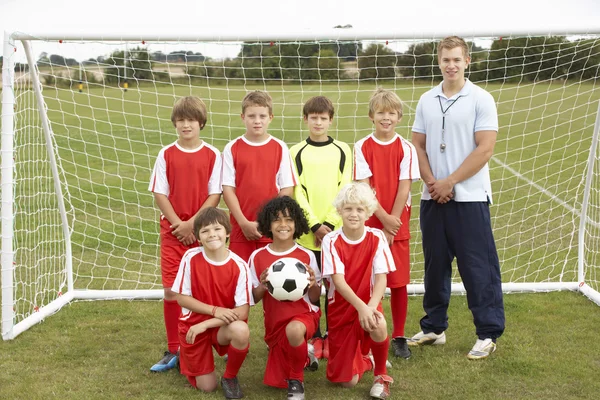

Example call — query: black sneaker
[287,379,305,400]
[221,377,244,399]
[392,337,411,359]
[149,351,179,372]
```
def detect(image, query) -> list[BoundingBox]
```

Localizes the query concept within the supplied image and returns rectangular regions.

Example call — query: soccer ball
[266,257,310,302]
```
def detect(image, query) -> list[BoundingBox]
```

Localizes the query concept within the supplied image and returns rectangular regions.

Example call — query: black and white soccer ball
[266,257,310,302]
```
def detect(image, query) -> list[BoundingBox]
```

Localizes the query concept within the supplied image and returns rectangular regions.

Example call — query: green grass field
[2,80,600,398]
[1,292,600,399]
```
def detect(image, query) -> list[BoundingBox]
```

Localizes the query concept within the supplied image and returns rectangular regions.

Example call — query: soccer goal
[2,28,600,340]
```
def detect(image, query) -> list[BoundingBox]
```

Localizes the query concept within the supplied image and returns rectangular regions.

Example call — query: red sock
[223,344,249,379]
[361,355,373,375]
[371,337,390,376]
[390,286,408,338]
[289,340,307,381]
[163,299,181,353]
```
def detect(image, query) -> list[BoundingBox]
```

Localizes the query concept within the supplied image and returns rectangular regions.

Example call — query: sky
[1,0,600,63]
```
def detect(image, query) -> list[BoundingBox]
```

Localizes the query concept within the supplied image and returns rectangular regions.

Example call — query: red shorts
[386,239,410,288]
[263,312,320,388]
[160,235,199,287]
[229,240,269,262]
[326,318,374,383]
[326,303,383,383]
[179,326,229,379]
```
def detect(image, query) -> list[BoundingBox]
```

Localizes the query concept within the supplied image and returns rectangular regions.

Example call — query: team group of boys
[147,36,503,400]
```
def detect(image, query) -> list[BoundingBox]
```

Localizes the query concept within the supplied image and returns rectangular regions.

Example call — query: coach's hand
[240,220,262,241]
[429,178,455,204]
[215,307,239,324]
[186,322,207,344]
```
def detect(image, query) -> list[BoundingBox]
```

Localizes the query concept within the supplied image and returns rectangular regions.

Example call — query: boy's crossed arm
[176,293,249,344]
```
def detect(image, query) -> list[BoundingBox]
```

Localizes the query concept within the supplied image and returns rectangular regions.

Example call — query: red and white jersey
[222,136,297,242]
[149,141,221,241]
[354,133,420,240]
[172,247,252,330]
[249,244,320,345]
[321,227,395,330]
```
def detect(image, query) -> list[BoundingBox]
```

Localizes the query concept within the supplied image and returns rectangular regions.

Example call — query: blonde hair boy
[333,182,378,217]
[368,88,403,119]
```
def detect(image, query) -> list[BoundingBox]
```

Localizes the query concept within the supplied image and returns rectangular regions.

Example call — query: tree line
[8,36,598,85]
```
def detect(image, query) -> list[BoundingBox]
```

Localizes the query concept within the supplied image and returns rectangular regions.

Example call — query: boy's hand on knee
[358,304,378,332]
[186,322,207,344]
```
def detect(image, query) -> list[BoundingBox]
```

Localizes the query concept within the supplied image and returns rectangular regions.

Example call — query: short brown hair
[171,96,207,129]
[241,90,273,115]
[193,207,231,238]
[303,96,335,119]
[368,88,403,118]
[437,36,470,60]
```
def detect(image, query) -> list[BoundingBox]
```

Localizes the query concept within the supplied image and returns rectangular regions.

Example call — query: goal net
[2,30,600,339]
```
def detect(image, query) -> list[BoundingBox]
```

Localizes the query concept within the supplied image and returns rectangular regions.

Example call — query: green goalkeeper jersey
[289,136,352,251]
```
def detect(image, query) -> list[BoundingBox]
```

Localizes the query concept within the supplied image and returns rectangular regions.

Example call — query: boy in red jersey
[354,88,420,359]
[172,207,252,399]
[222,91,297,262]
[249,196,321,400]
[148,96,222,372]
[322,182,395,399]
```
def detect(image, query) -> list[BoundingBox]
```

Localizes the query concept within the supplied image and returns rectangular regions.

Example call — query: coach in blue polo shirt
[409,36,505,360]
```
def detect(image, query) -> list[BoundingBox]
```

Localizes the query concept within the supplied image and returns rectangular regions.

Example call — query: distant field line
[491,156,600,229]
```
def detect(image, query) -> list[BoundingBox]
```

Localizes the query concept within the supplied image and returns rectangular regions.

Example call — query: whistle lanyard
[438,95,462,153]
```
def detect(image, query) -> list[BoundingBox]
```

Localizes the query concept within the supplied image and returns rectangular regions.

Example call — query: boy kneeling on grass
[172,207,252,399]
[321,182,396,399]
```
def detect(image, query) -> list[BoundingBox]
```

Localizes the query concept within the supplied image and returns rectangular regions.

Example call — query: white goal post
[2,27,600,340]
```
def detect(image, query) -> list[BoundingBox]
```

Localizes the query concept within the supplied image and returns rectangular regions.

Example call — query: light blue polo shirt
[412,79,498,203]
